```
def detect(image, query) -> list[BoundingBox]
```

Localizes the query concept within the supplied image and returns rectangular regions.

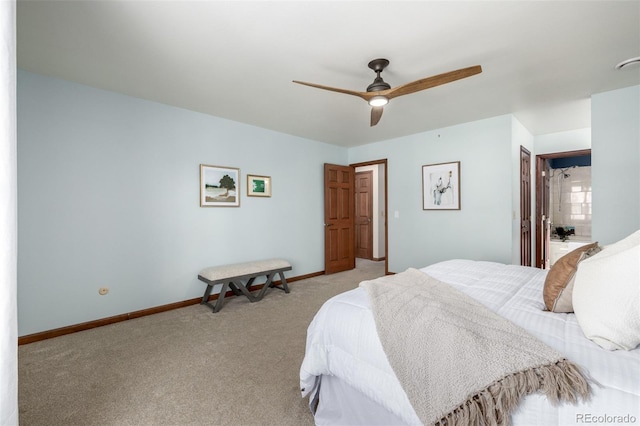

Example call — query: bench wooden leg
[255,272,277,301]
[201,282,231,313]
[228,282,242,296]
[212,282,231,313]
[255,270,290,300]
[230,279,257,302]
[201,284,214,305]
[278,271,290,293]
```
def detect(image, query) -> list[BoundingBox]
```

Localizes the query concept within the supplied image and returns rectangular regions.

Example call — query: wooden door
[542,161,551,269]
[520,146,532,266]
[324,163,355,274]
[355,171,373,260]
[536,157,551,269]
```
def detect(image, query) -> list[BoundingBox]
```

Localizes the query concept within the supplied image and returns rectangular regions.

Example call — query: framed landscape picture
[422,161,460,210]
[200,164,240,207]
[247,174,271,197]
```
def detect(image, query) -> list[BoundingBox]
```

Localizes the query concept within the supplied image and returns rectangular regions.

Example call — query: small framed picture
[200,164,240,207]
[247,174,271,197]
[422,161,460,210]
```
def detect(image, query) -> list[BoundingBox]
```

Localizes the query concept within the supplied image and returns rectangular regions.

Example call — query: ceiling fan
[293,59,482,126]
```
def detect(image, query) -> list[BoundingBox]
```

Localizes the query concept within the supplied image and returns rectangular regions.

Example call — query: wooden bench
[198,259,292,313]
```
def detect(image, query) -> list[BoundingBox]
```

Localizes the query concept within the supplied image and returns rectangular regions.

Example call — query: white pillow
[597,229,640,258]
[573,239,640,351]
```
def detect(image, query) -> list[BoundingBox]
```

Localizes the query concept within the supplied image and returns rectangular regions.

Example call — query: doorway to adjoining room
[536,150,592,269]
[354,163,386,266]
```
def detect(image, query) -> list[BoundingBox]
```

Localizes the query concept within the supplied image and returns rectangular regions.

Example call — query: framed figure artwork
[422,161,460,210]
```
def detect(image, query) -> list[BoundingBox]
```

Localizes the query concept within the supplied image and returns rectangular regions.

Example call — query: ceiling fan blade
[294,63,481,127]
[292,80,370,102]
[370,106,384,127]
[386,65,482,99]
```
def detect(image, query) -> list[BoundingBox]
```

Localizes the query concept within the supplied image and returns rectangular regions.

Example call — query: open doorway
[323,160,388,275]
[535,149,591,269]
[353,160,387,274]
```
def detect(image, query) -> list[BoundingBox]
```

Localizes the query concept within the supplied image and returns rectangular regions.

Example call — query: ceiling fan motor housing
[367,58,391,92]
[367,77,390,92]
[368,58,389,72]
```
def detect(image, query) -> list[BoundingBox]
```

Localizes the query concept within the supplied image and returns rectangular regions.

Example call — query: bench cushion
[198,259,291,282]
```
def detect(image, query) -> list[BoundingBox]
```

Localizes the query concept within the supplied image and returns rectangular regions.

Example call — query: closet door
[324,163,355,274]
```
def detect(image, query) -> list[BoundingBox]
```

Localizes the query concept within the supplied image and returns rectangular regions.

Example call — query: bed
[300,239,640,426]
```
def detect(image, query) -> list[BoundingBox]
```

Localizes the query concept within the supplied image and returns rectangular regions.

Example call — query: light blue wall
[17,70,346,336]
[591,85,640,244]
[511,117,534,264]
[535,128,591,155]
[18,69,639,336]
[349,115,515,272]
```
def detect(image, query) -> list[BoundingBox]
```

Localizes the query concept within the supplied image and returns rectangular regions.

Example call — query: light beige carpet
[18,259,385,426]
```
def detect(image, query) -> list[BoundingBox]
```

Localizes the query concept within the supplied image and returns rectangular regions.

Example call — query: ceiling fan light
[369,96,388,107]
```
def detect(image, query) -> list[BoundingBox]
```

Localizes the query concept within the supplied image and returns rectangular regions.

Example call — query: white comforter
[300,260,640,425]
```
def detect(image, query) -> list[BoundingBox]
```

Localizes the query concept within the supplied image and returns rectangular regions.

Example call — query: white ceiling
[16,1,640,147]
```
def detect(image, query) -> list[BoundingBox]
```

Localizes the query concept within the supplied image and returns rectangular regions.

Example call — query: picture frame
[247,174,271,197]
[422,161,460,210]
[200,164,240,207]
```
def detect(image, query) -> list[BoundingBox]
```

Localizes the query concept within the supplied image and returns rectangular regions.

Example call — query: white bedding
[300,259,640,425]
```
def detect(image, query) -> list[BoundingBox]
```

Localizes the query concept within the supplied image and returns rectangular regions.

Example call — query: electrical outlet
[98,287,109,296]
